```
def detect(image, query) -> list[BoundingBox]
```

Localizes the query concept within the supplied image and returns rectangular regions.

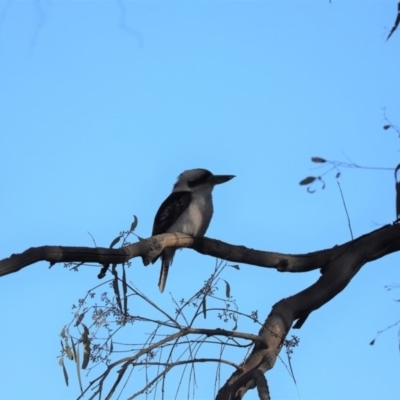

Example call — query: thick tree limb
[216,223,400,399]
[0,233,193,277]
[1,225,400,279]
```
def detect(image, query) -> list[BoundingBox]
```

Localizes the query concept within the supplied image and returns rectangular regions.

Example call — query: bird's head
[173,168,235,193]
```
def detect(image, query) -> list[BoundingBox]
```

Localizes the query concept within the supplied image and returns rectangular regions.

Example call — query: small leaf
[307,186,316,194]
[224,280,231,298]
[396,182,400,218]
[110,339,114,353]
[229,264,240,270]
[65,339,74,360]
[110,235,122,248]
[65,348,73,361]
[370,339,375,346]
[299,176,316,185]
[130,215,138,232]
[81,324,91,370]
[336,172,341,179]
[74,312,85,327]
[60,327,66,339]
[383,124,391,130]
[311,157,326,163]
[396,163,400,219]
[232,314,237,331]
[122,264,128,318]
[71,339,83,393]
[59,357,69,386]
[111,264,123,313]
[386,1,400,41]
[395,163,400,182]
[202,297,207,319]
[82,323,90,339]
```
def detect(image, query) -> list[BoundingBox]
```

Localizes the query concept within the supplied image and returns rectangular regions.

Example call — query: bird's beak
[210,174,235,185]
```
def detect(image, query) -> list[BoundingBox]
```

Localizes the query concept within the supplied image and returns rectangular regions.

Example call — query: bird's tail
[158,248,175,293]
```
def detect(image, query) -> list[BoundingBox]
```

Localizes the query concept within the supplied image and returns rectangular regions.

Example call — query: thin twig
[87,231,97,247]
[337,182,354,240]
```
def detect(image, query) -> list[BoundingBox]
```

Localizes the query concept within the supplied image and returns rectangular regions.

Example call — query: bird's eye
[188,172,212,187]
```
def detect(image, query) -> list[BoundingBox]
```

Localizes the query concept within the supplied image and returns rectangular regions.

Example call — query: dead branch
[216,223,400,399]
[2,225,400,280]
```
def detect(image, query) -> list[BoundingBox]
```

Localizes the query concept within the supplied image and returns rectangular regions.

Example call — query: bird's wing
[152,191,192,235]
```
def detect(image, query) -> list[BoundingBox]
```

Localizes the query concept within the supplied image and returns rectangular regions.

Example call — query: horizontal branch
[2,225,400,281]
[0,233,194,277]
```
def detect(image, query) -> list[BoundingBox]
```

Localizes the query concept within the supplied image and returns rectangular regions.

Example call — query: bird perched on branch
[152,168,235,292]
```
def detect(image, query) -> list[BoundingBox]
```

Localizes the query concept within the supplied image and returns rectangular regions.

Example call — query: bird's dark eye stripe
[188,171,212,187]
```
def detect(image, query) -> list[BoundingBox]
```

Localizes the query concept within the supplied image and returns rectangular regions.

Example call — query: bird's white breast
[168,193,213,237]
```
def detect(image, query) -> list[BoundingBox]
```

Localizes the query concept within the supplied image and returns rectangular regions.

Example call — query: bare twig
[337,181,354,240]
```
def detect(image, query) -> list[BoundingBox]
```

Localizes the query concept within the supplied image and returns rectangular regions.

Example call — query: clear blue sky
[0,1,399,399]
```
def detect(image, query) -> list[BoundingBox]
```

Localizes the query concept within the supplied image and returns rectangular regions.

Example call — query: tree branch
[216,223,400,399]
[2,225,400,279]
[4,224,400,398]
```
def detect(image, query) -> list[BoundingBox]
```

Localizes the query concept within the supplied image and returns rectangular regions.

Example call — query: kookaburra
[152,168,235,292]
